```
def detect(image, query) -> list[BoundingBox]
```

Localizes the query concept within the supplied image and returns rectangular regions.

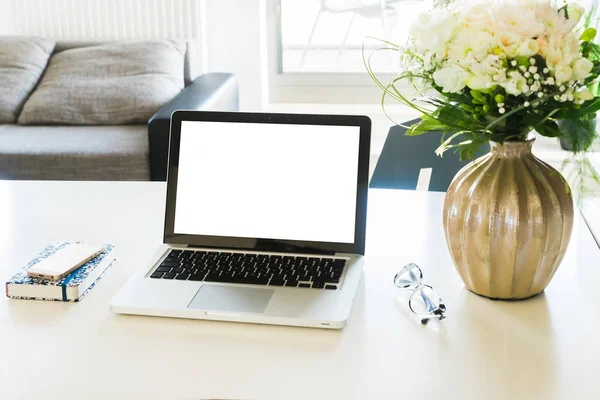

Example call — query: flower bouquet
[366,0,600,300]
[366,0,600,158]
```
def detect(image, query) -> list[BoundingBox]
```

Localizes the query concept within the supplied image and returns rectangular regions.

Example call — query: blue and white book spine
[5,242,116,302]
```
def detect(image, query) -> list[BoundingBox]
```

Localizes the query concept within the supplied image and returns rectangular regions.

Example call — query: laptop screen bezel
[163,111,371,255]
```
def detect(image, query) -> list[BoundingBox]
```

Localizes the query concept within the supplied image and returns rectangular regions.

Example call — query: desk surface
[1,181,599,400]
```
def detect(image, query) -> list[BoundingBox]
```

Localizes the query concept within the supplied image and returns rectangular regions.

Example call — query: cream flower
[546,33,580,67]
[555,65,573,85]
[497,31,521,58]
[469,54,505,82]
[563,33,582,65]
[491,1,544,39]
[410,8,459,58]
[517,39,539,57]
[537,3,570,34]
[401,0,594,102]
[458,1,492,31]
[467,74,496,90]
[504,71,528,96]
[536,36,550,58]
[572,58,594,81]
[561,3,585,32]
[448,28,492,59]
[433,63,470,93]
[546,50,564,70]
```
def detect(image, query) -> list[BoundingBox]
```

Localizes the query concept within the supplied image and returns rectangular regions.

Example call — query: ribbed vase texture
[443,139,574,300]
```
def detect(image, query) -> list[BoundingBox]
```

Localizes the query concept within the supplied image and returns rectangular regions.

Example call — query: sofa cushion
[0,125,149,180]
[18,40,186,125]
[0,37,55,123]
[53,40,201,85]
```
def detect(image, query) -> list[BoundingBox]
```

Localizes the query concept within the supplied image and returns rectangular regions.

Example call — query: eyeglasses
[393,263,446,324]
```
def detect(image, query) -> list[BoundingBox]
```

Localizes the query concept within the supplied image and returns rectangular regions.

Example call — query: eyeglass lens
[393,263,423,289]
[394,263,446,323]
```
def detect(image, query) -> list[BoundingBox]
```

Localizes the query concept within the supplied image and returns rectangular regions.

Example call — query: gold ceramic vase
[443,139,574,300]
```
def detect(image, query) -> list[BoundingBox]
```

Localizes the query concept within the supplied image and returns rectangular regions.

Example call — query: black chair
[370,119,490,192]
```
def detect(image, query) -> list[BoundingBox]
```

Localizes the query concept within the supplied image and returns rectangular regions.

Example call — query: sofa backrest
[53,40,201,86]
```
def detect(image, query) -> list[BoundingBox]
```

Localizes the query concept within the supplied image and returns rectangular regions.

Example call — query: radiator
[10,0,203,41]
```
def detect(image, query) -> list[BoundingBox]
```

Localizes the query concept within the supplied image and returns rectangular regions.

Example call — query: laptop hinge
[187,243,336,256]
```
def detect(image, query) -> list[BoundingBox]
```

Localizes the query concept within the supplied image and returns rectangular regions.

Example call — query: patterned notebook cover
[5,242,116,302]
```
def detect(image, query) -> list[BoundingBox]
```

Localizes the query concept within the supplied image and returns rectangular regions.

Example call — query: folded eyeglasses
[393,263,446,324]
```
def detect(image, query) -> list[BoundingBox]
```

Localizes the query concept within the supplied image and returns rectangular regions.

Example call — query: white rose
[504,71,527,96]
[448,28,496,61]
[410,13,435,51]
[460,1,491,31]
[410,8,458,57]
[539,5,569,34]
[517,39,539,57]
[433,64,469,93]
[448,28,476,59]
[497,31,521,58]
[469,54,505,83]
[572,58,594,81]
[573,87,595,101]
[555,65,573,85]
[471,31,497,57]
[447,38,468,60]
[492,3,544,39]
[467,74,496,90]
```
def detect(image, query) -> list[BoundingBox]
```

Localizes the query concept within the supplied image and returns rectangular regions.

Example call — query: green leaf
[461,103,476,113]
[435,103,486,131]
[590,80,600,97]
[459,141,480,161]
[406,116,449,136]
[555,97,600,119]
[535,120,562,138]
[582,42,600,62]
[557,117,598,153]
[583,62,600,86]
[580,28,597,42]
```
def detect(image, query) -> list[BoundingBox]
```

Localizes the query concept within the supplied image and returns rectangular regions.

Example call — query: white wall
[0,0,14,34]
[204,0,268,110]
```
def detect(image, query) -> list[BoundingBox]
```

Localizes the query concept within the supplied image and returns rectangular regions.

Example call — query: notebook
[5,242,116,302]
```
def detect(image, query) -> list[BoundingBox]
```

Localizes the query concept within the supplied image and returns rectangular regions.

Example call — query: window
[267,0,434,103]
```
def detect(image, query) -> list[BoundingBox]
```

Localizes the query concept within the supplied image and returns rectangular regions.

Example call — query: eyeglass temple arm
[420,303,447,325]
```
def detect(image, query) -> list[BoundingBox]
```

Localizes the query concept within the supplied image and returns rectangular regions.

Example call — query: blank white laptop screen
[173,120,361,244]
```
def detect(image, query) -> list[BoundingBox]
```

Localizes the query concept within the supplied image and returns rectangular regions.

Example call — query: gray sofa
[0,38,239,181]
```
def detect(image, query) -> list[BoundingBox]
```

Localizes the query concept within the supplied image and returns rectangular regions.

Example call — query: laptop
[110,111,371,329]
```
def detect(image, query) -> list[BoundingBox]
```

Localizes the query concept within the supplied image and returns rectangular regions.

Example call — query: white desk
[1,181,599,400]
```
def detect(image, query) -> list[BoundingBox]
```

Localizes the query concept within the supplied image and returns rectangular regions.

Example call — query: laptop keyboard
[149,249,347,290]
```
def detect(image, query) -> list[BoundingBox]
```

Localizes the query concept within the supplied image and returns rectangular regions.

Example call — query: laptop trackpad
[188,285,274,314]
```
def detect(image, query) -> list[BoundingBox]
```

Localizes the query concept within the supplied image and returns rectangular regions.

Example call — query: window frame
[266,0,402,104]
